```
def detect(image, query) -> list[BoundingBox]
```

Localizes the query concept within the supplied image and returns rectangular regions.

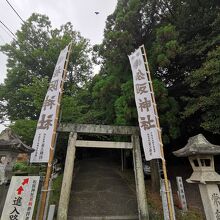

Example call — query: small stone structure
[0,129,34,184]
[173,134,220,220]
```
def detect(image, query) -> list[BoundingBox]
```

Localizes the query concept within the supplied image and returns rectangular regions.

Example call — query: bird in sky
[94,12,100,15]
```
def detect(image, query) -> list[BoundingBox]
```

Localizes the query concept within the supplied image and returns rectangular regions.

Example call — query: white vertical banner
[128,47,162,161]
[1,176,40,220]
[30,45,69,163]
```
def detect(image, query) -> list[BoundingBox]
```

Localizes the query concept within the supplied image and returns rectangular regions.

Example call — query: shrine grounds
[0,149,205,219]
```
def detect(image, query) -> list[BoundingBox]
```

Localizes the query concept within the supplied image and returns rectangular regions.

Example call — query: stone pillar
[57,132,77,220]
[132,135,149,220]
[199,184,220,220]
[0,153,15,184]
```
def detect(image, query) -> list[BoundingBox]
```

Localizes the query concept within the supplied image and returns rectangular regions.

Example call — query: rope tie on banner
[48,163,52,167]
[41,189,53,192]
[154,114,159,119]
[160,189,171,193]
[156,127,162,132]
[161,157,165,161]
[159,142,163,146]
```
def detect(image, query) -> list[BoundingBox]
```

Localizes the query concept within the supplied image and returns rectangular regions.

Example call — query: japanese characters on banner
[30,46,69,163]
[1,176,40,220]
[129,47,162,161]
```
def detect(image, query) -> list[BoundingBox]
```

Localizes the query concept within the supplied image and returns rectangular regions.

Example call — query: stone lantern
[173,134,220,220]
[0,129,34,185]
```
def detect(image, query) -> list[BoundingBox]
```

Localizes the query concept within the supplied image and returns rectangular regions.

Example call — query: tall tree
[183,46,220,134]
[144,0,220,136]
[0,13,92,142]
[92,0,180,143]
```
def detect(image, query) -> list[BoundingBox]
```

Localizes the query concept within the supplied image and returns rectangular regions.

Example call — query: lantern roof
[0,129,34,153]
[173,134,220,157]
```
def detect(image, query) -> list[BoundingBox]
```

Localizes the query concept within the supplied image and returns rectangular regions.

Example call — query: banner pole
[38,42,73,220]
[140,45,174,220]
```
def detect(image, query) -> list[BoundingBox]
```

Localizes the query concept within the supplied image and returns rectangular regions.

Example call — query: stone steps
[68,215,138,220]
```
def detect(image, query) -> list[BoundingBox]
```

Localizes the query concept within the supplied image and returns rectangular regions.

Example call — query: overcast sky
[0,0,117,82]
[0,0,117,131]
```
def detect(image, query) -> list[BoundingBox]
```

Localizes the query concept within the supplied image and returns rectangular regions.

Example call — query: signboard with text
[30,46,69,163]
[1,176,40,220]
[129,47,162,160]
[176,176,187,211]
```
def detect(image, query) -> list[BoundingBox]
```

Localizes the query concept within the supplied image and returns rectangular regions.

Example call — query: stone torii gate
[56,123,149,220]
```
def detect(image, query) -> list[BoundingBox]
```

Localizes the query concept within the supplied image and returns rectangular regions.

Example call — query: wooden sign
[1,176,40,220]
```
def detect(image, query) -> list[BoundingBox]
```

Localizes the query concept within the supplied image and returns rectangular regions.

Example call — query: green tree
[167,0,220,135]
[115,79,180,143]
[91,0,181,144]
[183,47,220,134]
[150,24,181,84]
[145,0,220,137]
[0,13,92,142]
[10,119,37,145]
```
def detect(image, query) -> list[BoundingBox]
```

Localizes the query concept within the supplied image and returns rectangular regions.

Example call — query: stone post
[132,135,149,220]
[57,132,77,220]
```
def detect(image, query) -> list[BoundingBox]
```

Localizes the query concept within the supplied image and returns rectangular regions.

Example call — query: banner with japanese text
[30,46,69,163]
[1,176,40,220]
[129,47,162,160]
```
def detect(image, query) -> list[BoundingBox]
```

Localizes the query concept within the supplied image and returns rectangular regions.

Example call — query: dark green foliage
[89,0,181,144]
[115,80,137,125]
[49,174,63,206]
[183,47,220,134]
[10,119,37,145]
[89,0,220,143]
[157,0,220,135]
[13,161,28,172]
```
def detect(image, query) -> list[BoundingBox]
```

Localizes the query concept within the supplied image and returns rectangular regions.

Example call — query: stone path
[67,156,138,220]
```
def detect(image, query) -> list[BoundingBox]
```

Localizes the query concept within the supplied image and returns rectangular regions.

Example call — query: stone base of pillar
[199,183,220,220]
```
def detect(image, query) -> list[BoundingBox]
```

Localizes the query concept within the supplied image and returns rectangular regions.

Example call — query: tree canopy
[85,0,220,146]
[1,0,220,148]
[0,13,92,143]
